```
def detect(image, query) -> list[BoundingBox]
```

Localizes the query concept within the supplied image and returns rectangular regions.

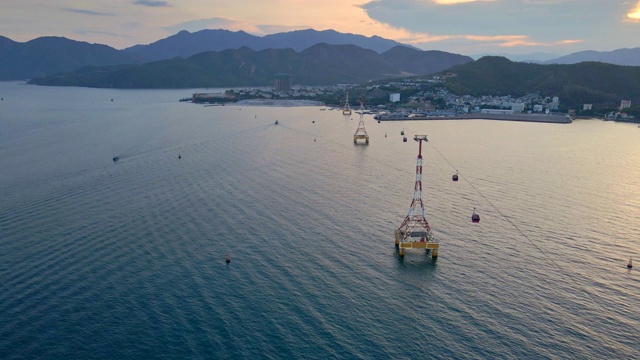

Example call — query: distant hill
[262,29,419,53]
[442,56,640,108]
[122,29,274,62]
[0,36,144,80]
[28,44,472,88]
[123,28,417,61]
[471,52,560,63]
[546,47,640,66]
[381,46,472,75]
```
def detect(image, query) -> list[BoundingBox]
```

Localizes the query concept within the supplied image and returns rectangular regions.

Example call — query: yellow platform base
[398,241,439,250]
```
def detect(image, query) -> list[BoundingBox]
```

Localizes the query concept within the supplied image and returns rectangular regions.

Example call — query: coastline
[376,112,572,124]
[233,99,324,107]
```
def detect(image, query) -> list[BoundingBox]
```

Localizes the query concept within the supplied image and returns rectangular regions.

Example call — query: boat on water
[112,156,119,162]
[275,120,279,125]
[226,253,231,264]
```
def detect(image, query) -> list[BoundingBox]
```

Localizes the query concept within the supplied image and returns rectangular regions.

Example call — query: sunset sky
[2,0,640,56]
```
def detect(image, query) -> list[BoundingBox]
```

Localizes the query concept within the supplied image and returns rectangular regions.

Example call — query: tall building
[274,74,291,92]
[620,100,632,110]
[390,93,400,102]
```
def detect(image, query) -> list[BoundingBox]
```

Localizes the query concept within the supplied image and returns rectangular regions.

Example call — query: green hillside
[442,56,640,108]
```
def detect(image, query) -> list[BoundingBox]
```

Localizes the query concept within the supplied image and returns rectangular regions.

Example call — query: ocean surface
[0,81,638,359]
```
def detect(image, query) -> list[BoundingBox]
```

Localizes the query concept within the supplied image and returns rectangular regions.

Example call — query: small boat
[112,156,119,162]
[226,253,231,264]
[178,154,181,159]
[452,170,459,182]
[471,208,480,223]
[275,120,279,125]
[403,137,407,142]
[628,258,633,269]
[401,129,405,135]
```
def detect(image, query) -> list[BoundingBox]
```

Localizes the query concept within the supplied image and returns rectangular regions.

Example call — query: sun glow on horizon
[433,0,493,4]
[628,1,640,20]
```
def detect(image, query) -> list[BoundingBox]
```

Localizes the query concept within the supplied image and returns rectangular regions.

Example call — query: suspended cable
[426,138,622,323]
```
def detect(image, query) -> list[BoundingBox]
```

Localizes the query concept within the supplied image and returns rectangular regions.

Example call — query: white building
[510,103,525,112]
[533,104,544,113]
[481,109,514,115]
[390,93,400,102]
[551,97,559,110]
[620,100,632,110]
[583,104,592,111]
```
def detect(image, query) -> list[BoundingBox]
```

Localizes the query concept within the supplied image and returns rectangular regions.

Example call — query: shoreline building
[620,100,632,110]
[274,74,291,92]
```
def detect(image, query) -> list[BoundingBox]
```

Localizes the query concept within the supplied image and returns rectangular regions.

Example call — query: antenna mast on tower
[395,135,439,258]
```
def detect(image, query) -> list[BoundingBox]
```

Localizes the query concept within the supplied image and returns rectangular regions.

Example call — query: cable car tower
[395,135,439,258]
[343,91,352,115]
[353,97,369,144]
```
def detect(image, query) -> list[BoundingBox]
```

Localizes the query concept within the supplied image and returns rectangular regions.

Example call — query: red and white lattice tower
[353,97,369,144]
[395,135,439,258]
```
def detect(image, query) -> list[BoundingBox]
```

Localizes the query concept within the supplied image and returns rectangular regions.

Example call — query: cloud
[404,33,583,49]
[74,30,135,39]
[628,1,640,19]
[133,0,171,7]
[61,8,113,17]
[359,0,614,50]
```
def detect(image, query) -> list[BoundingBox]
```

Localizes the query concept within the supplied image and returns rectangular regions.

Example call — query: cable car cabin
[403,137,408,142]
[452,170,459,182]
[471,208,480,223]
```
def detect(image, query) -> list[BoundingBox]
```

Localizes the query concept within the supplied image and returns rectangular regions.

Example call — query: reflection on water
[0,82,638,359]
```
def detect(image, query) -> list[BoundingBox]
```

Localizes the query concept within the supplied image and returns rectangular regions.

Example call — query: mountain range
[0,29,418,81]
[123,29,417,62]
[544,48,640,66]
[28,44,473,88]
[0,36,143,80]
[2,28,640,82]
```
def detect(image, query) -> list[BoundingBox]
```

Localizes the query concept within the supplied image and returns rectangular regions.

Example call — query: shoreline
[233,99,324,107]
[376,113,572,124]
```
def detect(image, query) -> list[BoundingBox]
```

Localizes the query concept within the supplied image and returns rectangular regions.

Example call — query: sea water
[0,82,638,359]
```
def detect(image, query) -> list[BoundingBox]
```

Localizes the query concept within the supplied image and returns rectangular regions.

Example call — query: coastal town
[184,75,637,123]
